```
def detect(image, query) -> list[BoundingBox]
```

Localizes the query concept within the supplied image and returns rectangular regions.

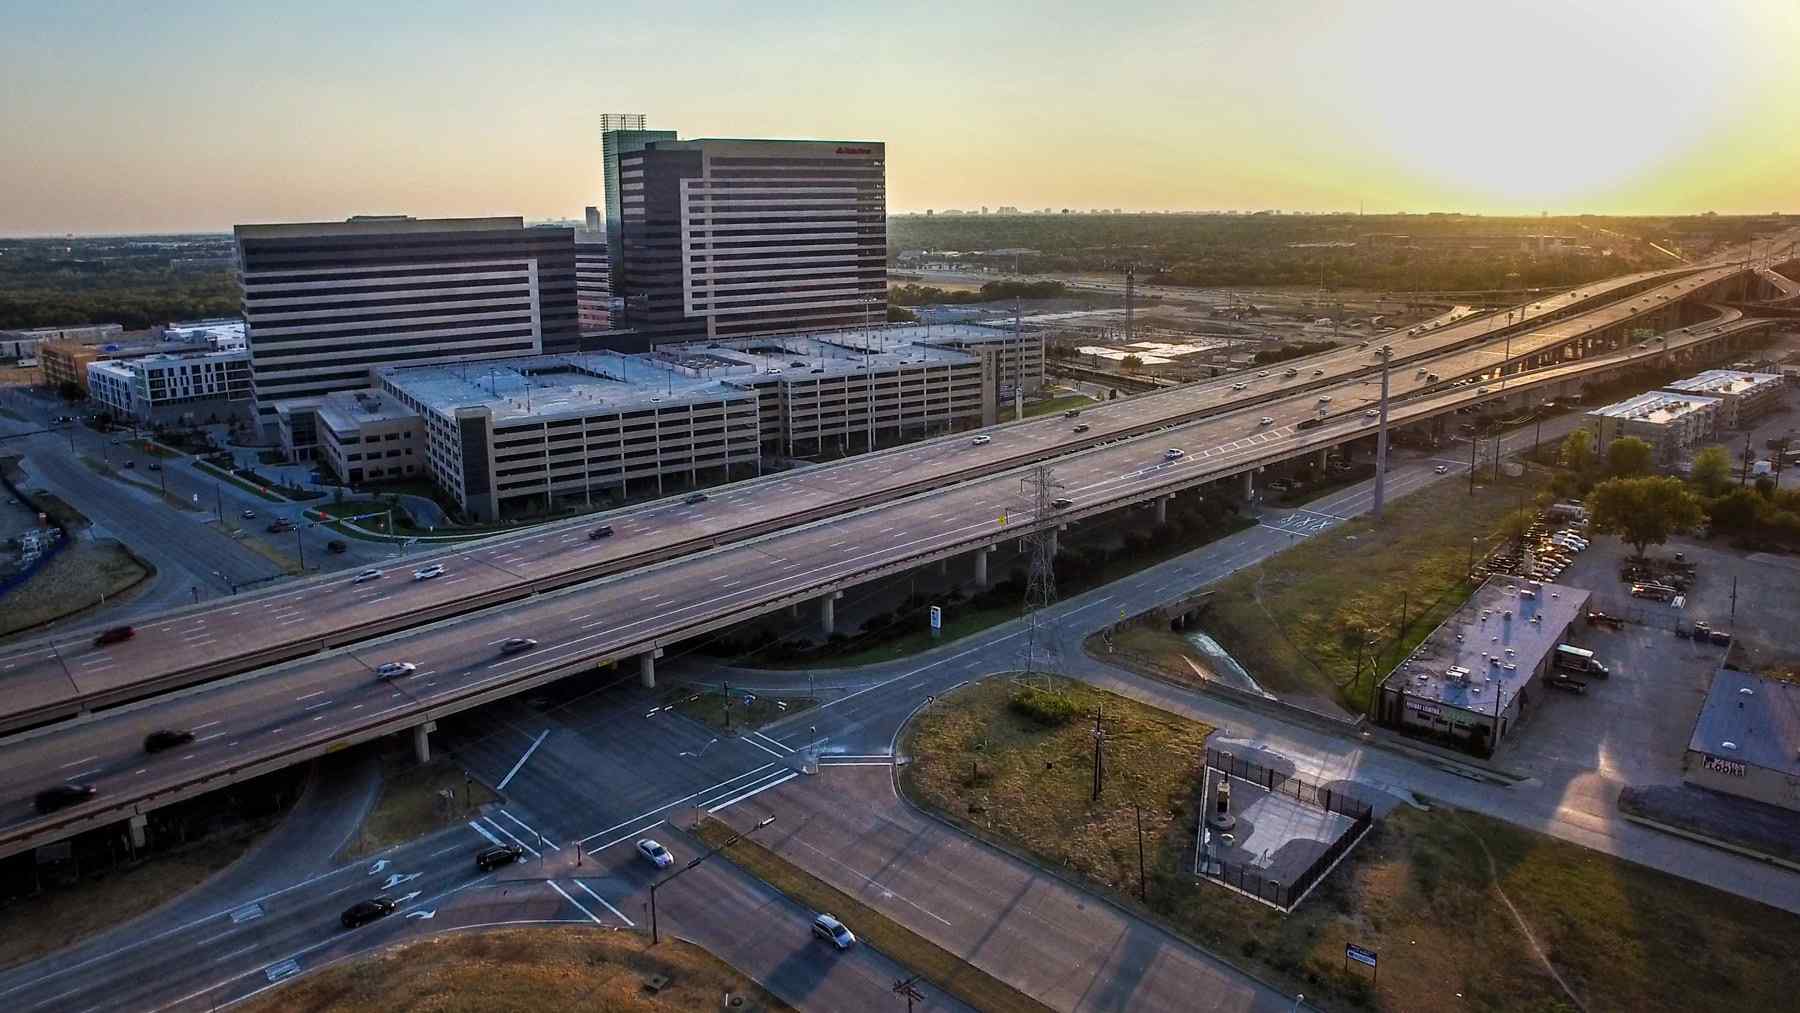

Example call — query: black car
[588,524,614,540]
[94,625,135,646]
[499,637,538,655]
[476,843,525,871]
[144,729,196,753]
[34,783,98,814]
[327,539,348,554]
[121,460,135,469]
[340,896,398,929]
[684,492,708,505]
[266,520,293,533]
[1072,424,1090,434]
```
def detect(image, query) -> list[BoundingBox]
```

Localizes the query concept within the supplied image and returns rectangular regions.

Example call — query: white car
[970,435,991,446]
[1317,395,1332,404]
[1434,465,1449,475]
[1258,417,1274,426]
[1164,448,1185,460]
[1477,386,1490,394]
[375,661,416,679]
[637,838,674,869]
[412,564,445,581]
[812,913,856,950]
[1364,409,1379,418]
[1230,382,1248,391]
[352,569,383,584]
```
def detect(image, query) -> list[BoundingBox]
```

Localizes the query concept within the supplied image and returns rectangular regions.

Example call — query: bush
[1008,685,1080,726]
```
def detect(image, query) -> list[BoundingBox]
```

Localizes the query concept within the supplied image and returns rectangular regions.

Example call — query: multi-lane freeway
[0,261,1781,862]
[0,262,1744,735]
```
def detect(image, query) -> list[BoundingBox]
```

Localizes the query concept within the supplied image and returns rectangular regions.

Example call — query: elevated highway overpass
[0,266,1785,860]
[0,264,1742,732]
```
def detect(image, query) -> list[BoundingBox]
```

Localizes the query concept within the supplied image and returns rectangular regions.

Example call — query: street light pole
[650,815,776,944]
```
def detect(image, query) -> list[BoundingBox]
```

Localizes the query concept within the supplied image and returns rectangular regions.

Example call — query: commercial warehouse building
[1587,390,1722,463]
[1660,370,1786,431]
[2,323,123,364]
[233,215,579,432]
[86,348,253,426]
[1684,667,1800,812]
[1375,578,1591,753]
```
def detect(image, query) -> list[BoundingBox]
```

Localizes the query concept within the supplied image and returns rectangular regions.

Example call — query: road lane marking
[574,880,634,926]
[481,817,540,857]
[295,690,325,700]
[468,820,505,847]
[707,771,799,813]
[572,764,778,846]
[60,755,98,768]
[498,809,558,849]
[546,881,604,926]
[496,729,550,791]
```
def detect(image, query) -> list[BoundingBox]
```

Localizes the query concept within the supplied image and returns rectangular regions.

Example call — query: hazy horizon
[4,0,1797,235]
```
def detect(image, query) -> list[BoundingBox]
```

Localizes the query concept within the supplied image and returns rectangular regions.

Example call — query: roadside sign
[1345,942,1378,984]
[929,606,942,631]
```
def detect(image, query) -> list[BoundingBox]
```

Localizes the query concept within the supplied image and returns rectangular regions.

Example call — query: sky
[2,0,1797,235]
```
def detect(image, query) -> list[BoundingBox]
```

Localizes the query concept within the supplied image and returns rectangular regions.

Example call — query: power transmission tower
[1019,463,1063,679]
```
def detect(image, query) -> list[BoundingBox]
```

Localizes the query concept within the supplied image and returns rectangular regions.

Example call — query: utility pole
[1020,463,1063,677]
[892,975,926,1013]
[1372,345,1392,520]
[1091,707,1105,803]
[1467,429,1480,494]
[649,815,776,944]
[1134,802,1147,901]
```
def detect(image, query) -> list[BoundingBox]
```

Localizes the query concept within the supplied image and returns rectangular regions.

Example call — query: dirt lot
[342,750,500,860]
[0,539,149,637]
[237,926,792,1013]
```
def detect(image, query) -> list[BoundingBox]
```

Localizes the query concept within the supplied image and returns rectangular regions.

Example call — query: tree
[56,380,83,402]
[1690,445,1734,497]
[1499,507,1536,546]
[1606,436,1654,477]
[1588,476,1705,560]
[1560,429,1594,473]
[1705,488,1762,533]
[885,303,917,323]
[1120,354,1144,372]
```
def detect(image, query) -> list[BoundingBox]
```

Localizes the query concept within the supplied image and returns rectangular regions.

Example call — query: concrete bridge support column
[1317,449,1329,470]
[937,557,949,577]
[413,721,436,764]
[1047,527,1060,558]
[1242,470,1255,501]
[639,648,663,688]
[1154,496,1169,525]
[820,592,843,636]
[973,545,994,588]
[128,813,148,849]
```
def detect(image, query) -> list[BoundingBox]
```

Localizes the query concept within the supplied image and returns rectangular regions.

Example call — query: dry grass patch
[1201,468,1547,712]
[899,675,1211,892]
[239,926,790,1013]
[342,751,499,860]
[0,540,149,637]
[694,818,1053,1013]
[669,689,816,732]
[898,676,1800,1010]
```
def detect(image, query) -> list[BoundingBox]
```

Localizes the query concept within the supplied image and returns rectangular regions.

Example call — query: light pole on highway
[649,814,776,944]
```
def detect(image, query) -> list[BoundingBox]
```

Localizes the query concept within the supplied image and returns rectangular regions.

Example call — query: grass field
[694,818,1054,1013]
[0,540,150,638]
[1022,392,1098,418]
[898,676,1800,1012]
[237,926,792,1013]
[342,751,500,860]
[1200,468,1547,713]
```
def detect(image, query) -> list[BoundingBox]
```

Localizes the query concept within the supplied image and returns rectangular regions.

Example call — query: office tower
[600,113,677,292]
[584,205,601,230]
[233,215,578,425]
[574,228,611,331]
[617,138,886,341]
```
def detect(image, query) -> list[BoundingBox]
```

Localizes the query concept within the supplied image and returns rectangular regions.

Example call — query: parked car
[121,460,135,469]
[1549,675,1588,694]
[684,492,708,505]
[1164,448,1185,460]
[266,520,293,533]
[412,564,445,581]
[144,729,196,753]
[589,524,614,540]
[352,568,383,584]
[340,897,397,929]
[375,661,417,679]
[476,844,524,871]
[499,637,538,655]
[637,838,674,869]
[95,625,135,646]
[146,462,161,471]
[970,435,991,446]
[811,913,857,950]
[34,783,97,814]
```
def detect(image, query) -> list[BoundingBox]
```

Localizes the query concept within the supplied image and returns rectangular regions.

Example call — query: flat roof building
[87,348,252,426]
[1376,578,1591,754]
[1587,391,1722,463]
[234,216,579,437]
[160,318,247,351]
[1661,370,1786,431]
[1684,667,1800,812]
[616,137,885,342]
[1,324,123,362]
[574,229,611,333]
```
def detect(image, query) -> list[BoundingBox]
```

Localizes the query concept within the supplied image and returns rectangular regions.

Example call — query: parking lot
[1494,527,1800,817]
